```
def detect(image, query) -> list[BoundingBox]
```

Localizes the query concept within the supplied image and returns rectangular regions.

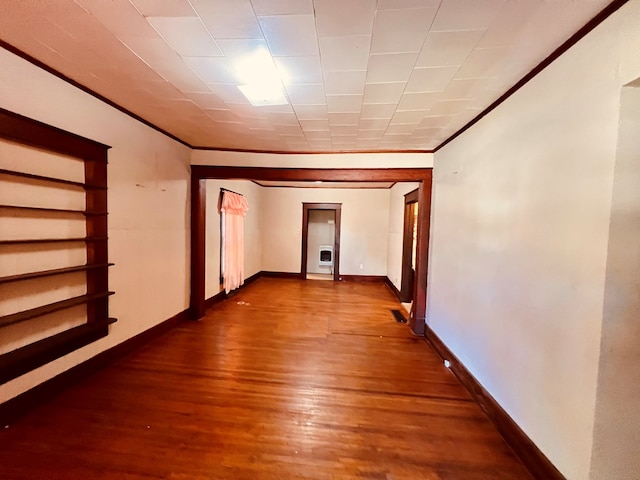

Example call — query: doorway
[400,189,419,307]
[301,203,341,281]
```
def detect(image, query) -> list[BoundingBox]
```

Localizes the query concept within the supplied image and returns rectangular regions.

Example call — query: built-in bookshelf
[0,107,115,385]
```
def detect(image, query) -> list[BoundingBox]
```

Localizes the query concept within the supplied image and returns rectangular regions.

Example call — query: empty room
[0,1,639,479]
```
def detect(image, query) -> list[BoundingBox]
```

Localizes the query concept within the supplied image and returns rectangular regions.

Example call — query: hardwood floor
[0,278,533,479]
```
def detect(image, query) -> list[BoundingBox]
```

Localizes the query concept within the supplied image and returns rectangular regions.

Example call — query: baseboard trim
[261,271,302,279]
[384,276,402,301]
[425,325,565,480]
[0,308,189,427]
[339,275,386,282]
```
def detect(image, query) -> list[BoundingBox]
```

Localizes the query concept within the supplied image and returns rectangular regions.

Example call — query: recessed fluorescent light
[231,47,289,106]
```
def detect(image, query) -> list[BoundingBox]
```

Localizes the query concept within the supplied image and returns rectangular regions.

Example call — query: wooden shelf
[0,263,114,285]
[0,168,105,190]
[0,204,107,216]
[0,237,107,245]
[0,291,115,328]
[0,317,117,385]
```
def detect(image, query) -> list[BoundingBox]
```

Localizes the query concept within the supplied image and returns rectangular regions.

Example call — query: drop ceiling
[0,0,611,152]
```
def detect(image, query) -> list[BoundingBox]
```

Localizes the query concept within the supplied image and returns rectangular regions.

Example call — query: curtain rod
[220,187,243,197]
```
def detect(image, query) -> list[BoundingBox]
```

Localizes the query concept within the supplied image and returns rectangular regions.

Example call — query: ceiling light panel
[146,17,222,56]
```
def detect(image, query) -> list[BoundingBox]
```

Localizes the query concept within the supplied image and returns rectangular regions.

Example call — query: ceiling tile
[129,0,196,17]
[431,0,505,31]
[455,47,509,79]
[360,103,397,119]
[429,99,473,115]
[259,14,319,56]
[184,57,238,83]
[357,129,385,139]
[377,0,442,9]
[331,125,360,135]
[405,66,459,92]
[391,110,428,123]
[205,108,240,122]
[419,115,453,128]
[366,53,418,83]
[416,30,485,67]
[326,94,363,113]
[370,7,438,54]
[476,1,541,48]
[386,123,418,134]
[250,0,314,15]
[285,84,326,105]
[190,0,262,39]
[324,70,367,95]
[208,83,250,104]
[216,38,268,60]
[397,91,439,110]
[293,105,328,119]
[442,78,481,99]
[328,112,361,125]
[146,17,222,57]
[275,56,323,84]
[363,82,406,104]
[319,35,371,71]
[359,118,391,129]
[299,119,330,131]
[314,0,376,37]
[183,91,228,109]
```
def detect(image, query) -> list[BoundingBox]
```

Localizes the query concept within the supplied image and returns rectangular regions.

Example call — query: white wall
[428,2,640,479]
[387,183,419,291]
[192,149,433,168]
[260,188,390,276]
[204,180,262,299]
[0,47,191,404]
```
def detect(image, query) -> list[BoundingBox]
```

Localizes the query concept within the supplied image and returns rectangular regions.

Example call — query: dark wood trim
[339,275,385,282]
[0,204,107,216]
[192,146,433,155]
[435,0,630,152]
[384,276,402,302]
[0,42,190,149]
[189,166,432,337]
[191,165,431,183]
[0,107,109,158]
[0,263,113,285]
[0,309,189,426]
[0,318,116,386]
[189,177,206,319]
[425,326,565,480]
[400,188,419,303]
[260,271,303,279]
[409,175,432,336]
[0,237,107,245]
[301,203,342,282]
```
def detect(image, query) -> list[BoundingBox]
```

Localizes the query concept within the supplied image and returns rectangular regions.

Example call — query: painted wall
[387,183,419,292]
[192,149,433,168]
[428,2,640,479]
[260,188,390,276]
[590,83,640,480]
[204,180,262,299]
[0,47,191,404]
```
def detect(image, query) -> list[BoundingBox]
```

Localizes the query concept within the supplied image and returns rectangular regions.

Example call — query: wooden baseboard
[384,276,402,301]
[425,325,565,480]
[339,275,386,282]
[0,308,189,427]
[205,271,264,308]
[261,271,302,279]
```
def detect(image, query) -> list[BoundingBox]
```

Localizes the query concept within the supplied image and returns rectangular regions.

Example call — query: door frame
[189,166,432,336]
[400,189,419,303]
[301,203,341,281]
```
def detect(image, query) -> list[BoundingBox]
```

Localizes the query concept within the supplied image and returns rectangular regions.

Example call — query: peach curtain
[221,191,249,293]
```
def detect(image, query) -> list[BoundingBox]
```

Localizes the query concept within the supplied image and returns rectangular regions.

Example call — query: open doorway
[301,203,341,281]
[400,189,419,308]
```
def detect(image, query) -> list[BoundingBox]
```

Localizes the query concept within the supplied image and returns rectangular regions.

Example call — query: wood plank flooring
[0,278,533,479]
